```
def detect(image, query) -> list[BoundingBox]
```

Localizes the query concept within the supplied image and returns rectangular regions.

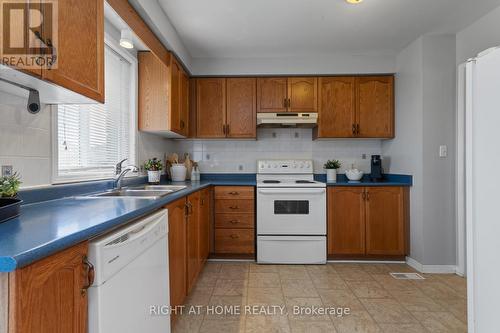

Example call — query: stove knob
[272,163,278,168]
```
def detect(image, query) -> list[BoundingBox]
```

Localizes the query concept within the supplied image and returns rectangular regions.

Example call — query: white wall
[172,128,382,174]
[383,35,457,267]
[191,54,396,76]
[382,37,425,263]
[456,5,500,64]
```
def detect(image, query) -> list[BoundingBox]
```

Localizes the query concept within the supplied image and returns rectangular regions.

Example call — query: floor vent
[390,272,425,280]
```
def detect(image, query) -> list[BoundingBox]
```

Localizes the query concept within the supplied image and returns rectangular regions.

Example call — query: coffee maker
[370,155,384,182]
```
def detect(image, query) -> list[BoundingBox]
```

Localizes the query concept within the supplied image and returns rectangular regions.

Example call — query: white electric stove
[256,160,327,264]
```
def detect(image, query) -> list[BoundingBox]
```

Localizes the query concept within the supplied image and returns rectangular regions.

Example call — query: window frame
[51,34,138,184]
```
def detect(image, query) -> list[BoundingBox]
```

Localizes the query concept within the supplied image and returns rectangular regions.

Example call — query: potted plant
[0,172,23,223]
[144,158,163,184]
[324,160,341,182]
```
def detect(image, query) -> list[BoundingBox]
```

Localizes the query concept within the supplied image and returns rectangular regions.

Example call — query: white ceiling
[158,0,500,58]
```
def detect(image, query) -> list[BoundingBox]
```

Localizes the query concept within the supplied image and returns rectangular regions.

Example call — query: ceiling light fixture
[119,29,134,49]
[346,0,363,4]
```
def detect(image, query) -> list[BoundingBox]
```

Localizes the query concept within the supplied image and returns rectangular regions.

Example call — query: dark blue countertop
[315,173,413,186]
[0,172,410,272]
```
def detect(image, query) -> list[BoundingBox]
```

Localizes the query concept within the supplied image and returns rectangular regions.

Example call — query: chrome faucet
[115,159,138,190]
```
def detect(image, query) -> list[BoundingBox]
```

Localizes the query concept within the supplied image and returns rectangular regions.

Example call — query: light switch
[439,145,448,158]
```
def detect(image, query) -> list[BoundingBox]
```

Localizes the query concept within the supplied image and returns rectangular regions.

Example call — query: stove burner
[296,180,314,184]
[263,180,281,184]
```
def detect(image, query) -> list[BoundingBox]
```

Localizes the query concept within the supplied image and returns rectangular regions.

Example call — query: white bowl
[345,169,364,181]
[170,165,187,182]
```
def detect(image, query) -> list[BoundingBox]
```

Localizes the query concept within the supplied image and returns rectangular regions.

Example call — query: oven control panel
[257,159,313,174]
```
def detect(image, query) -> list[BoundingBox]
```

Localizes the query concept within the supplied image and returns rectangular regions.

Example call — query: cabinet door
[138,52,169,131]
[356,76,394,138]
[257,77,288,113]
[167,198,187,309]
[227,78,256,138]
[288,77,317,112]
[42,0,104,103]
[328,187,366,255]
[179,69,190,136]
[196,78,226,138]
[186,191,201,293]
[198,188,211,265]
[365,187,406,255]
[317,77,356,138]
[9,242,88,333]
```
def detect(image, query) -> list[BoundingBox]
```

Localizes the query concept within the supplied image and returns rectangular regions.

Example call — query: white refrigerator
[463,47,500,333]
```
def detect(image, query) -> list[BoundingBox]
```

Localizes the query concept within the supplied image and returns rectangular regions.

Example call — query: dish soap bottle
[191,163,200,182]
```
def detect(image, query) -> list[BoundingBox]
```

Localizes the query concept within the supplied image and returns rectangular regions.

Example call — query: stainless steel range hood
[257,113,318,128]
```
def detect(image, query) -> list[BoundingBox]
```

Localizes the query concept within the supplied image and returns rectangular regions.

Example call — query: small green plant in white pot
[144,158,163,184]
[324,160,341,182]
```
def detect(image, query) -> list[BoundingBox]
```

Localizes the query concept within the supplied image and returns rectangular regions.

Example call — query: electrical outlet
[294,132,299,138]
[439,145,448,158]
[206,154,211,160]
[1,165,13,177]
[272,132,277,138]
[238,165,244,171]
[362,154,367,159]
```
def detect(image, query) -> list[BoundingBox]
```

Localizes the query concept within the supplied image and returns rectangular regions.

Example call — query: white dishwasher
[88,209,170,333]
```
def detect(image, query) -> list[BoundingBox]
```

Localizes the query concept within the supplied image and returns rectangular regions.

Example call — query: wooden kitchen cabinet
[356,76,394,138]
[328,187,366,255]
[167,198,188,311]
[214,186,255,256]
[138,52,189,137]
[328,186,408,259]
[315,75,394,139]
[257,77,288,113]
[227,78,257,138]
[315,77,356,138]
[365,187,407,255]
[42,0,105,103]
[257,77,318,113]
[196,78,227,138]
[8,242,89,333]
[288,77,318,112]
[186,191,201,293]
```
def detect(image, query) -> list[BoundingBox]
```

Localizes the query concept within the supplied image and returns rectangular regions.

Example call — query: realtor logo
[0,0,58,69]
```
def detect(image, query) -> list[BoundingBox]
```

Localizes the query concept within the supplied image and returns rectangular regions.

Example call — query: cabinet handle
[362,192,366,200]
[366,192,370,201]
[229,191,239,195]
[180,120,185,129]
[81,256,95,296]
[222,125,226,135]
[226,124,230,135]
[230,234,239,239]
[230,220,239,224]
[352,124,357,135]
[287,98,291,108]
[356,124,360,135]
[229,205,239,210]
[283,98,287,108]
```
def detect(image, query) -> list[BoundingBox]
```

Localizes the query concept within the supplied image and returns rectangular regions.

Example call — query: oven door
[257,187,326,235]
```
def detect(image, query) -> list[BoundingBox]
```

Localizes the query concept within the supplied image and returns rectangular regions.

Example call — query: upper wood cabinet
[288,77,318,112]
[138,52,189,137]
[315,77,356,138]
[315,75,394,139]
[328,186,408,258]
[194,78,256,139]
[8,242,89,333]
[257,77,318,113]
[196,78,226,138]
[227,78,257,138]
[257,78,288,113]
[356,76,394,138]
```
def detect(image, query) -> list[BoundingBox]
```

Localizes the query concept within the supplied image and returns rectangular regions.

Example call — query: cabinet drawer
[215,199,254,213]
[215,229,255,254]
[215,213,254,229]
[215,186,254,200]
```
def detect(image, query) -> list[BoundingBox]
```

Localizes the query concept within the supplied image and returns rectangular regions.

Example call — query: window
[53,43,136,182]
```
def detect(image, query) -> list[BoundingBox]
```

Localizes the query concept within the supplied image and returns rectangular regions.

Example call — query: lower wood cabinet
[8,242,89,333]
[214,186,255,256]
[328,186,408,259]
[166,188,211,325]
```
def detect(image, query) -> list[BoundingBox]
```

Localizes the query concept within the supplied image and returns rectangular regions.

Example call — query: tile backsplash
[173,128,382,174]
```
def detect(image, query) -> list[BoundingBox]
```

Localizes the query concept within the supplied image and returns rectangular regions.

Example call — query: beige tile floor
[173,262,467,333]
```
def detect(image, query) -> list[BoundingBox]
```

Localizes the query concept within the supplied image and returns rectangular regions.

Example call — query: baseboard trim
[406,256,457,274]
[327,260,406,264]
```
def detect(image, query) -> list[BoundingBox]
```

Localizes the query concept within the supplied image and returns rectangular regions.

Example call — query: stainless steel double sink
[85,185,187,199]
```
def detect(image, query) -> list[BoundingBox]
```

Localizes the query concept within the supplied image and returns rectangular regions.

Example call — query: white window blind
[55,45,135,181]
